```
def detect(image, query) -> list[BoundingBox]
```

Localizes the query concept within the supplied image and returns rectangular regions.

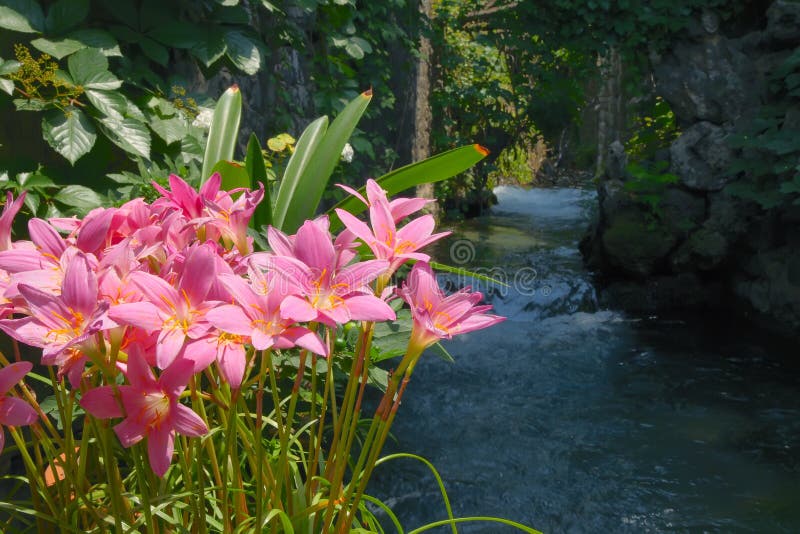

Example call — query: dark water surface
[369,186,800,533]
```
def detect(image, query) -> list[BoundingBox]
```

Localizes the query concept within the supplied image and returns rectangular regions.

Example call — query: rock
[670,122,734,191]
[732,246,800,331]
[605,140,627,180]
[601,208,677,277]
[659,188,706,235]
[766,0,800,44]
[653,34,760,125]
[599,273,722,313]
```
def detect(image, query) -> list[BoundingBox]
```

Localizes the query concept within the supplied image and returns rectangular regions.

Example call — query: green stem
[133,443,156,534]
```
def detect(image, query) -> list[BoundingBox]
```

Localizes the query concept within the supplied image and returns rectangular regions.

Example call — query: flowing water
[369,186,800,533]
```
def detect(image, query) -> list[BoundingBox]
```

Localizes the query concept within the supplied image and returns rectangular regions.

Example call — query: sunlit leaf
[42,107,96,165]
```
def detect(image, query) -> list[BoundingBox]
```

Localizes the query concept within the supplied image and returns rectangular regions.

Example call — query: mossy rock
[602,209,677,276]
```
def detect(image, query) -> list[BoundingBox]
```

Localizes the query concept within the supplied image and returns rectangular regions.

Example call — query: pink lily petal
[335,183,368,205]
[251,329,275,351]
[178,338,216,373]
[293,220,336,272]
[156,327,186,370]
[335,260,389,291]
[28,218,67,258]
[0,317,49,348]
[77,208,114,254]
[0,361,32,395]
[173,403,208,437]
[114,418,145,447]
[124,352,156,391]
[0,397,37,426]
[344,295,396,322]
[158,358,194,398]
[109,302,163,332]
[217,341,247,388]
[280,327,328,356]
[128,271,182,315]
[280,295,318,323]
[0,249,48,273]
[61,254,98,316]
[179,245,215,304]
[389,197,430,221]
[206,305,252,336]
[148,424,174,477]
[81,386,124,419]
[334,209,376,245]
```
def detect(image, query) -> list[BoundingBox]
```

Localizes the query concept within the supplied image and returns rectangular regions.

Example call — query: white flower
[192,108,214,129]
[341,143,354,163]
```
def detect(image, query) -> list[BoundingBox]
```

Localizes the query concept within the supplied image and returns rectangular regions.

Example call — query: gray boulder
[670,122,734,191]
[766,0,800,43]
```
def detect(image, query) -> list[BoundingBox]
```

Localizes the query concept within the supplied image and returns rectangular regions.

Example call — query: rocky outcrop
[582,1,800,336]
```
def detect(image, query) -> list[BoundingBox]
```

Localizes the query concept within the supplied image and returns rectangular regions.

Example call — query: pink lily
[109,244,219,370]
[152,173,221,220]
[397,262,504,349]
[0,253,116,386]
[268,218,395,326]
[80,355,207,477]
[206,271,328,387]
[0,361,38,455]
[335,180,449,271]
[337,180,431,222]
[200,183,265,254]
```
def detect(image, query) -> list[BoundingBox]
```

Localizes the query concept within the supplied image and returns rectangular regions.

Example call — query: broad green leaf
[429,261,508,287]
[329,144,489,229]
[224,30,265,75]
[201,85,242,183]
[0,0,44,33]
[148,21,202,49]
[246,133,272,228]
[211,160,249,192]
[17,172,54,188]
[68,48,109,84]
[85,89,126,119]
[278,90,372,232]
[32,30,120,59]
[80,70,122,90]
[150,116,188,145]
[0,58,20,76]
[14,98,46,111]
[0,79,13,95]
[45,0,88,34]
[53,184,104,212]
[271,116,328,230]
[98,116,151,159]
[140,36,169,66]
[180,134,204,163]
[41,107,96,165]
[191,28,227,67]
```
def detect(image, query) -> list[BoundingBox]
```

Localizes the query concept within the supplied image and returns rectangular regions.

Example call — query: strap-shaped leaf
[271,116,328,230]
[211,160,249,192]
[329,144,489,229]
[201,85,242,183]
[277,89,372,233]
[246,133,272,228]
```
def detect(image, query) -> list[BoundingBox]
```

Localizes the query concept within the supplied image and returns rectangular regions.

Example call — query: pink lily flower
[109,244,219,370]
[206,271,328,387]
[0,253,116,387]
[337,180,431,222]
[152,173,221,220]
[80,355,208,477]
[0,361,38,455]
[397,262,504,349]
[268,218,395,326]
[199,183,265,255]
[335,180,449,272]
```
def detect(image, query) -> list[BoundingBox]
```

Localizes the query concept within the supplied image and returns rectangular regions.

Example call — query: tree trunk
[413,0,437,215]
[595,46,624,177]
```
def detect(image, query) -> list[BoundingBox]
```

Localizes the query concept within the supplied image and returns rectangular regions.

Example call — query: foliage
[725,47,800,209]
[625,96,679,161]
[623,159,680,224]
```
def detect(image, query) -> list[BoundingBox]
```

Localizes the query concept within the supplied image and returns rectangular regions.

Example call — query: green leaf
[68,47,107,81]
[53,185,105,211]
[246,133,271,228]
[148,21,202,49]
[32,29,121,59]
[85,89,127,119]
[224,30,266,75]
[201,85,242,182]
[191,28,227,67]
[45,0,88,34]
[211,160,250,192]
[0,0,44,33]
[329,144,489,230]
[97,116,151,159]
[0,79,13,95]
[14,98,46,111]
[429,260,508,287]
[0,58,21,76]
[41,107,96,165]
[272,116,328,230]
[17,172,54,188]
[150,116,188,145]
[139,36,169,66]
[277,90,372,232]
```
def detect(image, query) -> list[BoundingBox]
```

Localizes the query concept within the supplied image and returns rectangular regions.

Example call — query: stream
[369,185,800,533]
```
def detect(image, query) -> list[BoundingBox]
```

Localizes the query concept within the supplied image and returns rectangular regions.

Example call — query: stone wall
[581,1,800,336]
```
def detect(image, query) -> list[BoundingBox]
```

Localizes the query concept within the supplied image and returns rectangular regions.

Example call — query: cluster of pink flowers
[0,175,503,476]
